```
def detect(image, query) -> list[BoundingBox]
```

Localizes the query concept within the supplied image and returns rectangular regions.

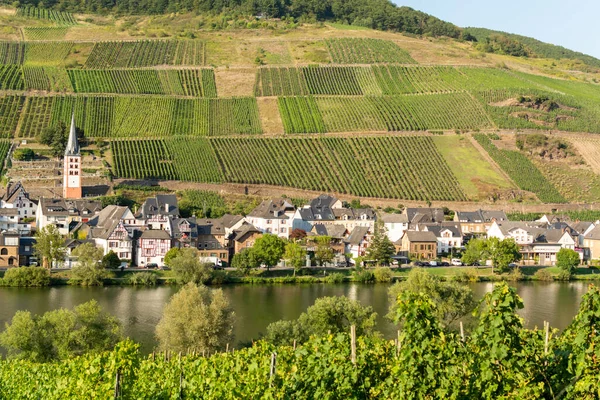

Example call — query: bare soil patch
[215,68,255,97]
[257,98,284,135]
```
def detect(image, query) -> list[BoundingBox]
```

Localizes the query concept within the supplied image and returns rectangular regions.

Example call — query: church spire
[65,112,79,156]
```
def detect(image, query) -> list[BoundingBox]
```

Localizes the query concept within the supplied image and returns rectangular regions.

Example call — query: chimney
[165,203,169,213]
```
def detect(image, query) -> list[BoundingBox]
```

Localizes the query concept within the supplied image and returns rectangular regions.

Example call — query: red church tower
[63,113,82,199]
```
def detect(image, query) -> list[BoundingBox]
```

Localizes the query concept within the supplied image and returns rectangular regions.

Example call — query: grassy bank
[35,265,600,287]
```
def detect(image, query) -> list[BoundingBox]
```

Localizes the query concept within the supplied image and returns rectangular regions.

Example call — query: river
[0,281,592,353]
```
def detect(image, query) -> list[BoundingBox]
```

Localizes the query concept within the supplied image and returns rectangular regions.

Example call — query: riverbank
[29,265,600,287]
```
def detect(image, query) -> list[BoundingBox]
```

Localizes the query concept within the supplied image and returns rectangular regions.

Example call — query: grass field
[433,135,513,200]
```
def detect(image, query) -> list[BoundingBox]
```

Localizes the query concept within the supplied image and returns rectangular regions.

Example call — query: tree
[170,248,212,284]
[70,243,110,286]
[487,237,521,274]
[252,234,286,269]
[289,228,307,242]
[366,229,395,265]
[164,247,181,268]
[0,300,121,362]
[265,296,377,345]
[314,236,334,265]
[40,122,68,158]
[12,148,34,161]
[102,251,121,269]
[156,283,235,353]
[556,248,580,275]
[34,224,66,269]
[387,268,476,327]
[231,247,260,275]
[283,242,306,275]
[461,238,487,266]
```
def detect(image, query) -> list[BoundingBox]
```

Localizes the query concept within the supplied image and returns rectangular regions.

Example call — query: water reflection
[0,281,592,353]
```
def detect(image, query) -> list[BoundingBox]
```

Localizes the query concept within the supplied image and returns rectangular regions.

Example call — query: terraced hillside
[1,5,600,205]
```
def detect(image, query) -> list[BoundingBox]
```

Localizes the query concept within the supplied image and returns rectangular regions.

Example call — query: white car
[451,258,463,266]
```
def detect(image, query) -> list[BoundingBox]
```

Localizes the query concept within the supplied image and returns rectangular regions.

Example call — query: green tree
[283,241,306,275]
[170,247,212,284]
[366,229,395,265]
[556,248,580,275]
[252,234,286,269]
[2,267,50,287]
[487,237,521,274]
[163,247,181,268]
[102,251,121,269]
[314,236,334,265]
[388,268,476,327]
[69,243,110,286]
[156,283,235,353]
[12,148,34,161]
[265,296,377,345]
[461,238,487,266]
[231,247,260,275]
[0,300,121,362]
[34,224,66,269]
[40,122,68,158]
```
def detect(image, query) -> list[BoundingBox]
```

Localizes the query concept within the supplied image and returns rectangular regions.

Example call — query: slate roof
[172,217,198,240]
[248,199,294,220]
[571,221,594,235]
[196,214,244,237]
[456,210,508,223]
[345,226,369,245]
[380,213,408,224]
[137,194,179,219]
[232,222,261,243]
[65,113,80,156]
[86,205,132,240]
[39,198,101,217]
[405,231,438,243]
[585,225,600,240]
[140,230,171,240]
[405,208,445,224]
[421,223,462,238]
[312,224,347,239]
[3,181,36,204]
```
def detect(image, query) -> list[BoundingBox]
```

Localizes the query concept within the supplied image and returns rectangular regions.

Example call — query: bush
[453,267,480,283]
[209,270,231,285]
[127,272,157,286]
[533,268,554,281]
[373,267,393,283]
[324,272,345,283]
[2,267,50,287]
[556,269,573,281]
[504,267,524,282]
[353,270,375,283]
[13,148,34,161]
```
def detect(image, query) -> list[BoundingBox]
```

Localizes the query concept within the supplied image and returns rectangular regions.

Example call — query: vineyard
[473,134,566,203]
[254,65,545,97]
[112,136,467,201]
[325,38,416,64]
[111,138,223,182]
[67,69,217,96]
[0,96,25,138]
[16,6,77,25]
[278,93,492,133]
[84,40,205,68]
[22,27,69,41]
[0,140,10,175]
[18,95,262,138]
[0,284,599,398]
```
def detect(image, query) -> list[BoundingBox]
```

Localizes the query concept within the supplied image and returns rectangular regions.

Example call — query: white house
[380,213,409,242]
[36,198,101,235]
[87,205,136,261]
[0,208,29,235]
[418,223,463,255]
[1,181,38,221]
[136,229,172,267]
[344,226,371,260]
[135,194,179,233]
[246,199,296,239]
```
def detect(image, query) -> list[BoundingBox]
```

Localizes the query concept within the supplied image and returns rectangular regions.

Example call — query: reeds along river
[0,281,591,353]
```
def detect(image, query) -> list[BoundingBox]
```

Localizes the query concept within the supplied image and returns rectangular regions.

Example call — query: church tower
[63,113,82,199]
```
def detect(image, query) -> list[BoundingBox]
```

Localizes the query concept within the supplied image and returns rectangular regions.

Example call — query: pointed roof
[65,113,79,156]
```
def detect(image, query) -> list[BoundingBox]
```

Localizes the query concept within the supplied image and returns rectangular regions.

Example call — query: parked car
[429,261,438,267]
[413,261,426,267]
[146,263,158,269]
[471,261,481,267]
[159,265,170,270]
[440,261,450,267]
[508,263,518,268]
[451,258,463,266]
[213,264,225,270]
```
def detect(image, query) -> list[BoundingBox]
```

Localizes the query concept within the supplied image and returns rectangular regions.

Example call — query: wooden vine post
[350,325,357,365]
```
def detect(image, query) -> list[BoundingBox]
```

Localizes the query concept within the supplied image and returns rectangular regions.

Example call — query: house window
[0,248,7,255]
[24,246,30,252]
[267,220,272,225]
[119,252,127,258]
[5,237,17,246]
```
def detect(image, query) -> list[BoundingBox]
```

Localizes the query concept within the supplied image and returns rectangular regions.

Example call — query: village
[0,116,596,271]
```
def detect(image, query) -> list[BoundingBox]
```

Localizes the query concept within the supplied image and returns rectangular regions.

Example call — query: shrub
[353,270,375,283]
[296,276,318,284]
[533,268,554,281]
[324,272,345,283]
[13,148,34,161]
[127,272,157,286]
[2,267,50,287]
[453,267,480,283]
[556,269,573,281]
[505,267,524,282]
[373,267,393,283]
[209,270,231,285]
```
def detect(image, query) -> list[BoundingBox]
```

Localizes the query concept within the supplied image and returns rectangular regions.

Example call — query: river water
[0,281,592,352]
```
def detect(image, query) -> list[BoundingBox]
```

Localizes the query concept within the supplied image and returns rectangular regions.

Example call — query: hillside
[0,5,599,207]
